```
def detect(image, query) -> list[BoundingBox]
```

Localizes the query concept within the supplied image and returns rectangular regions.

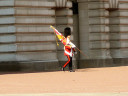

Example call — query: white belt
[65,50,72,57]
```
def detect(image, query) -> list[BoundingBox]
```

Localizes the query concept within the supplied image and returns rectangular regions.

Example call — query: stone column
[108,0,128,59]
[77,0,112,68]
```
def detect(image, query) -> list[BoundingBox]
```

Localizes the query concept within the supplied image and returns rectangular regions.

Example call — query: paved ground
[0,93,128,96]
[0,66,128,95]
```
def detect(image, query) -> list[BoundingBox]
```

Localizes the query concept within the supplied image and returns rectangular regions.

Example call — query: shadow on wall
[0,62,21,72]
[0,61,61,74]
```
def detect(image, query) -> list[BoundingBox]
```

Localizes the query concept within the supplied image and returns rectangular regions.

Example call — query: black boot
[69,70,75,72]
[69,67,74,72]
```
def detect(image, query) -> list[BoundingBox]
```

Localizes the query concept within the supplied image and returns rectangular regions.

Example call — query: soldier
[62,27,77,72]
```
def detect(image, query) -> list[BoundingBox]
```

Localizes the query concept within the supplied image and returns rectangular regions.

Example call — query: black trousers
[69,56,72,70]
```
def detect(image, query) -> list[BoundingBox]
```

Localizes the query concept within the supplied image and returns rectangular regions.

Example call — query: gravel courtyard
[0,66,128,94]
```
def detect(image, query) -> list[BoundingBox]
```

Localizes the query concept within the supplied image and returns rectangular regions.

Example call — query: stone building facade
[77,0,128,68]
[0,0,128,71]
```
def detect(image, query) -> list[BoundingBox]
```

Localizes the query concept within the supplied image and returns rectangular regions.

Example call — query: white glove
[74,51,77,54]
[69,42,76,48]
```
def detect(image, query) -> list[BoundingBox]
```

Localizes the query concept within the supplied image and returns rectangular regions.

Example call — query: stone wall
[77,0,128,68]
[0,0,74,71]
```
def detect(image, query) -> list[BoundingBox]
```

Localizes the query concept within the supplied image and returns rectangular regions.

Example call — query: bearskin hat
[64,27,71,38]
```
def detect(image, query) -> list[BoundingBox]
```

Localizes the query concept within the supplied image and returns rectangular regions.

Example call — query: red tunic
[64,38,76,57]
